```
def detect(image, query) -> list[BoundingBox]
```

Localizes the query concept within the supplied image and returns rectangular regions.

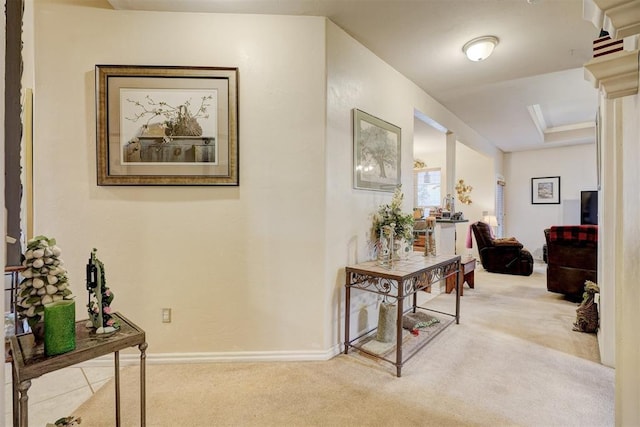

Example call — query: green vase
[44,300,76,356]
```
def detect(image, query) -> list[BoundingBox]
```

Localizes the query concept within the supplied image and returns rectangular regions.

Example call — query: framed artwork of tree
[352,109,401,192]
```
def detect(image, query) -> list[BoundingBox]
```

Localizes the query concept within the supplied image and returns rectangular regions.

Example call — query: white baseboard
[76,344,342,368]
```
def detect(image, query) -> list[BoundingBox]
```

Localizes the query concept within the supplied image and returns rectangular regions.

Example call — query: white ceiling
[108,0,601,153]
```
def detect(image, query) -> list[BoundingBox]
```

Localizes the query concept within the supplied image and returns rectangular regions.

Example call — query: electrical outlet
[162,308,172,323]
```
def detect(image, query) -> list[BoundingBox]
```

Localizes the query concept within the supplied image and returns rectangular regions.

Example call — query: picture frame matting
[352,108,401,192]
[531,176,561,204]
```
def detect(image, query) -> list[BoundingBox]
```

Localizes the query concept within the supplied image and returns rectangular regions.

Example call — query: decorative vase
[377,227,395,267]
[425,230,437,256]
[395,237,412,260]
[44,300,76,356]
[376,301,397,343]
[165,105,203,137]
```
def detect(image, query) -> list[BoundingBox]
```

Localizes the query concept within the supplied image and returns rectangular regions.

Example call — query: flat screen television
[580,190,598,225]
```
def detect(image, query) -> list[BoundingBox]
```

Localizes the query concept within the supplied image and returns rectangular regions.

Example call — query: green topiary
[17,236,73,328]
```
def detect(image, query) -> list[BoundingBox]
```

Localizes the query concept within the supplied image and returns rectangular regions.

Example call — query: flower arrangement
[372,186,415,241]
[17,236,73,328]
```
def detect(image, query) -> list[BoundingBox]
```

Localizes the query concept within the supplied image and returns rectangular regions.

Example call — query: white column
[597,94,617,369]
[445,131,456,203]
[618,85,640,427]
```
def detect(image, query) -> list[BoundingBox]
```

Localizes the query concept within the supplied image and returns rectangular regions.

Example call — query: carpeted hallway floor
[74,262,613,426]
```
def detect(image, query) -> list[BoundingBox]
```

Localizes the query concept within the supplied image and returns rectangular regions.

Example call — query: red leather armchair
[471,221,534,276]
[544,225,597,301]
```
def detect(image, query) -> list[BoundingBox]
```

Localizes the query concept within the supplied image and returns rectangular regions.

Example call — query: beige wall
[503,144,597,259]
[455,142,495,257]
[16,0,639,423]
[325,21,503,344]
[33,2,328,357]
[29,2,505,359]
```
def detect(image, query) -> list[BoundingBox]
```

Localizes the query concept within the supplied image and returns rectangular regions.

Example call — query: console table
[9,312,147,427]
[344,253,460,377]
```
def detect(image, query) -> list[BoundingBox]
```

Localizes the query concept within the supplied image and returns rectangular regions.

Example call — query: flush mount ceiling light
[462,36,499,61]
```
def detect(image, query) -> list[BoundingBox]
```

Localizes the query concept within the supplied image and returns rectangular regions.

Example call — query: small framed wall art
[531,176,561,204]
[95,65,239,185]
[352,109,401,192]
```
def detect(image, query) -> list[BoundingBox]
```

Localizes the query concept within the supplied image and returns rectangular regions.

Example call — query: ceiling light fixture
[462,36,499,61]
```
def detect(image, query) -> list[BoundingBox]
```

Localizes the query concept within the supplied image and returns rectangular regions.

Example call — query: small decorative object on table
[17,235,74,343]
[377,226,395,267]
[424,216,437,256]
[402,311,440,336]
[376,301,397,343]
[86,248,119,334]
[47,415,82,426]
[371,185,414,267]
[442,193,455,213]
[44,299,76,356]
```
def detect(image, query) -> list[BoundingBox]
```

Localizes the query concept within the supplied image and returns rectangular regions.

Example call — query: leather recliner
[471,221,534,276]
[544,225,597,301]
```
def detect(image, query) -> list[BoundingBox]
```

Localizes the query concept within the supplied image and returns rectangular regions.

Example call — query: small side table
[446,256,476,295]
[10,312,147,427]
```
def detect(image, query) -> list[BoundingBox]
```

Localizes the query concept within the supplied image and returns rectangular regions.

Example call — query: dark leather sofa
[544,225,597,301]
[471,221,534,276]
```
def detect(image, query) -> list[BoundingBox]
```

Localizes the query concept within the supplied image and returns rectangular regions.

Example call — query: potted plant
[371,186,415,263]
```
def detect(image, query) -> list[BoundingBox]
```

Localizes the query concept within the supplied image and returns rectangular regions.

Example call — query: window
[414,168,441,208]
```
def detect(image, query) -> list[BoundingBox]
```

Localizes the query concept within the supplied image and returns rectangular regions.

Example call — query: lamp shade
[463,36,499,61]
[484,215,498,227]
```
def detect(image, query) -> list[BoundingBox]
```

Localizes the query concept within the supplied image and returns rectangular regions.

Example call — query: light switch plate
[162,308,171,323]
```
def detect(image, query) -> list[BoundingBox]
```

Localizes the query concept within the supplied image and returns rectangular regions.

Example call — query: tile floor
[4,362,114,426]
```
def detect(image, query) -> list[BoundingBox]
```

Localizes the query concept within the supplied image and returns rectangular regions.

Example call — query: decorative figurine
[85,248,119,333]
[17,235,74,331]
[424,216,437,257]
[455,179,473,205]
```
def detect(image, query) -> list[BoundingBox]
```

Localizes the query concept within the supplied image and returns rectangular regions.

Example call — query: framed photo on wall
[353,109,401,192]
[95,65,239,185]
[531,176,561,204]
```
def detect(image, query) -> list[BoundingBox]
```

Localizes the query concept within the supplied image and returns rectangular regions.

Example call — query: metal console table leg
[115,350,121,426]
[140,342,148,426]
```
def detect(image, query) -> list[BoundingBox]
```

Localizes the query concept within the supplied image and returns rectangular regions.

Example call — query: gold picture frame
[95,65,239,185]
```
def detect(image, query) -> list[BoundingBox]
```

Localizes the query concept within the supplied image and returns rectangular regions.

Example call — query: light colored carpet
[74,263,614,426]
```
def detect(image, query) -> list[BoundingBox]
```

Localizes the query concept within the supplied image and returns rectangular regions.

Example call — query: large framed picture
[531,176,561,204]
[96,65,239,185]
[353,109,401,192]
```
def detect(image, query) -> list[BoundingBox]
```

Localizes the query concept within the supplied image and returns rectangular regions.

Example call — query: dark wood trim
[5,0,25,266]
